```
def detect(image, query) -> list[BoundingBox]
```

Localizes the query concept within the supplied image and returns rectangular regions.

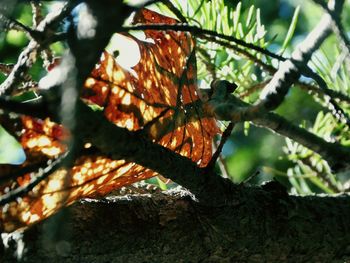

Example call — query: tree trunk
[1,185,350,263]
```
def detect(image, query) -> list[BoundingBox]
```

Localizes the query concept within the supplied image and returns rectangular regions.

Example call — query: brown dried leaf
[0,9,219,232]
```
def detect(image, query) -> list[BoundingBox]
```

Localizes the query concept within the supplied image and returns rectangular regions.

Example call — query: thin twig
[160,0,187,23]
[0,152,68,206]
[297,81,350,104]
[199,34,350,105]
[239,80,270,98]
[0,96,52,120]
[197,46,216,79]
[0,13,35,37]
[302,67,350,126]
[0,2,72,95]
[199,35,276,74]
[300,157,340,193]
[207,122,235,170]
[123,24,284,61]
[31,1,43,28]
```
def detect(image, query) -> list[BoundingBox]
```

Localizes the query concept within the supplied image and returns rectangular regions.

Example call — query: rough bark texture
[1,186,350,263]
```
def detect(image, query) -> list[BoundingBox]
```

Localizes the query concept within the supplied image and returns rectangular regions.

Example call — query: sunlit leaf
[0,8,219,232]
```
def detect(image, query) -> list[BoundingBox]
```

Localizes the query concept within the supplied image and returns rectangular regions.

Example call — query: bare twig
[123,24,284,61]
[0,96,52,120]
[31,1,43,28]
[207,122,235,170]
[0,13,36,38]
[199,35,276,74]
[239,80,270,98]
[302,67,350,125]
[0,2,72,95]
[252,0,337,113]
[0,153,68,206]
[297,81,350,104]
[198,33,350,105]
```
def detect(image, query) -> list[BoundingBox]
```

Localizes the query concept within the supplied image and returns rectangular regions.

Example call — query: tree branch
[0,2,73,95]
[0,153,67,206]
[123,24,284,60]
[3,188,350,262]
[204,86,350,171]
[250,0,340,114]
[313,0,350,67]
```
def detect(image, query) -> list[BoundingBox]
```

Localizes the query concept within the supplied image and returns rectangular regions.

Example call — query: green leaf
[280,6,300,55]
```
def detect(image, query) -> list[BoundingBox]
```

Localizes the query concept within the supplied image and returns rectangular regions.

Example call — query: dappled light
[0,8,219,232]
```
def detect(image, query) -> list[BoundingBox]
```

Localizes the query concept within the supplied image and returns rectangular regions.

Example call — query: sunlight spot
[125,119,134,130]
[21,212,40,224]
[73,172,84,184]
[171,138,178,148]
[122,94,131,105]
[118,163,133,175]
[112,86,119,94]
[43,195,57,210]
[21,211,31,222]
[97,175,108,185]
[24,120,33,129]
[106,33,141,69]
[101,86,108,93]
[28,214,40,223]
[42,146,61,157]
[82,184,94,195]
[81,167,88,174]
[113,70,126,83]
[84,143,92,149]
[177,46,181,54]
[94,165,103,174]
[47,179,62,192]
[85,78,96,87]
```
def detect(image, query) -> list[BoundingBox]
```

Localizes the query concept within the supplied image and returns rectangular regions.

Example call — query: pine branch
[251,0,339,114]
[198,33,350,105]
[302,67,350,125]
[313,0,350,67]
[123,24,284,60]
[204,85,350,171]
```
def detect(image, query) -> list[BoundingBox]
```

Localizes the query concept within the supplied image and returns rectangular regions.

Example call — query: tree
[0,0,350,262]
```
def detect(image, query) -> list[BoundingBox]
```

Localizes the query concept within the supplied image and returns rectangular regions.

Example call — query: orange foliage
[0,9,219,232]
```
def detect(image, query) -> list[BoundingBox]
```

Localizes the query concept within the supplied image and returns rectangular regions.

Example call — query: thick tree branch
[74,100,234,203]
[2,188,350,262]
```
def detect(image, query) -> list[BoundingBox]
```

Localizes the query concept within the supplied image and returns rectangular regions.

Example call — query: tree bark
[2,185,350,263]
